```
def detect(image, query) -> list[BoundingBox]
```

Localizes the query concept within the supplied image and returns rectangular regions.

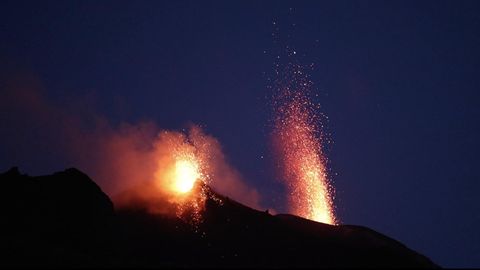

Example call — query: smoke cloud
[0,72,262,213]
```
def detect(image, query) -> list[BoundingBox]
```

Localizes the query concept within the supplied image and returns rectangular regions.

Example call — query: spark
[151,130,213,225]
[273,63,336,225]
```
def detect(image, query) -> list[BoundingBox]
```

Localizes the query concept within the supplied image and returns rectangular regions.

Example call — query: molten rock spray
[113,127,214,225]
[272,62,336,225]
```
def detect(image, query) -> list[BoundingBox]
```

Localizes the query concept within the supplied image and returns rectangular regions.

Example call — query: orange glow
[171,159,200,194]
[111,126,260,226]
[147,131,210,224]
[273,63,336,225]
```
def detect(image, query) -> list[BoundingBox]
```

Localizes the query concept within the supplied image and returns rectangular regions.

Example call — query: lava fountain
[272,63,336,225]
[111,128,214,225]
[149,129,212,224]
[171,159,201,194]
[109,125,261,224]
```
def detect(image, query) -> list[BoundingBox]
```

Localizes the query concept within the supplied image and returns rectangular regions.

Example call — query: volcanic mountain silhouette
[0,167,438,268]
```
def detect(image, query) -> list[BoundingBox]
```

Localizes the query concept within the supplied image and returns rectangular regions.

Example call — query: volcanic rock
[0,167,439,267]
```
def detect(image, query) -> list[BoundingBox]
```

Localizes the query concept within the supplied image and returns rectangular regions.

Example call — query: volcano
[0,167,438,268]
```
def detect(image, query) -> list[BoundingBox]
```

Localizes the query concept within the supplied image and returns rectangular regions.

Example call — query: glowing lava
[273,63,336,225]
[146,130,212,224]
[172,159,200,194]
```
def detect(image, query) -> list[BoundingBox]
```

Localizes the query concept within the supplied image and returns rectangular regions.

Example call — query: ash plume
[0,72,262,215]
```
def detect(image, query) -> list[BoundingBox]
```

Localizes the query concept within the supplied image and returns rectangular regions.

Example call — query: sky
[1,0,480,267]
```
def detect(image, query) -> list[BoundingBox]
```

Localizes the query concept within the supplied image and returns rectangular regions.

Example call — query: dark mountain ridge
[0,167,439,267]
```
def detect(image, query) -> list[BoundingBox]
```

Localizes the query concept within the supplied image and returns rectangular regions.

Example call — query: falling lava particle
[272,63,336,225]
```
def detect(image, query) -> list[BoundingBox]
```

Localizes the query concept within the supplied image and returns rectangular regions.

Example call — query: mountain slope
[0,167,439,267]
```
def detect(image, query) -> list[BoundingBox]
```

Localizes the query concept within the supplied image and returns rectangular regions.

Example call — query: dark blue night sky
[1,1,479,267]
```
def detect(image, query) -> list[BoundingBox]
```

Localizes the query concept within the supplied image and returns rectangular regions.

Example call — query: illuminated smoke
[272,62,336,224]
[112,128,215,224]
[80,125,264,224]
[0,75,262,224]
